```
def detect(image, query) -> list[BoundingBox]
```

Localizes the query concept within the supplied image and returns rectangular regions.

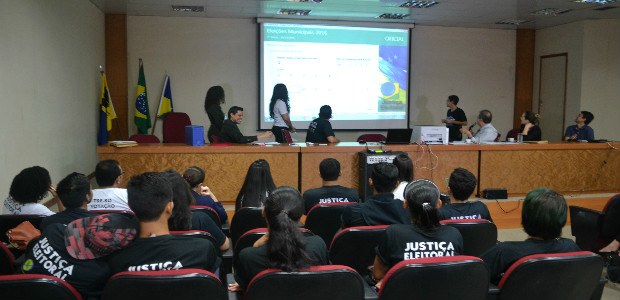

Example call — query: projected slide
[260,23,409,130]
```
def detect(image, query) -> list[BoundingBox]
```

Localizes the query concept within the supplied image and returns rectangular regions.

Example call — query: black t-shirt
[21,224,110,298]
[108,234,219,275]
[191,211,227,247]
[303,185,360,213]
[519,124,542,141]
[305,118,335,143]
[376,224,464,268]
[234,234,329,289]
[40,208,97,231]
[206,104,225,140]
[341,193,409,228]
[480,238,581,284]
[438,201,493,222]
[219,119,257,144]
[446,107,467,142]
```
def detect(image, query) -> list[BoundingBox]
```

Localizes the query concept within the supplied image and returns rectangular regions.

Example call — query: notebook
[384,129,413,144]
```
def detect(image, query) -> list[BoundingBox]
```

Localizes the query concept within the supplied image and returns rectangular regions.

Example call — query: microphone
[468,123,476,131]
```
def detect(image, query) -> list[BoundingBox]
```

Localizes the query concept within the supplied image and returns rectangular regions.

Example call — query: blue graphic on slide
[378,45,408,112]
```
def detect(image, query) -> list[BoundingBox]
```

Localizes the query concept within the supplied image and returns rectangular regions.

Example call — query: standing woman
[519,111,542,141]
[269,83,295,143]
[204,86,226,143]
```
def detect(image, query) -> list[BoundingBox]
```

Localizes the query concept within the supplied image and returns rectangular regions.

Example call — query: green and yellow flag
[134,59,151,134]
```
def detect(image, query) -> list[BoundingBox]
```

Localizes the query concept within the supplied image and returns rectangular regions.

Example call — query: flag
[97,72,116,145]
[134,60,151,134]
[156,75,173,119]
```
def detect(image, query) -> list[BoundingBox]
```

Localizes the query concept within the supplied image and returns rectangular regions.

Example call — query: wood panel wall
[105,14,128,140]
[513,29,535,129]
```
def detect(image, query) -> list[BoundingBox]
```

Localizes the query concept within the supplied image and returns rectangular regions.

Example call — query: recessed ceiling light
[278,9,312,16]
[531,8,572,16]
[495,19,531,26]
[287,0,322,2]
[574,0,617,4]
[377,13,410,19]
[171,5,204,12]
[400,1,439,8]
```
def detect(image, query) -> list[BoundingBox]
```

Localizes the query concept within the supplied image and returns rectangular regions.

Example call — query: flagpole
[151,74,168,135]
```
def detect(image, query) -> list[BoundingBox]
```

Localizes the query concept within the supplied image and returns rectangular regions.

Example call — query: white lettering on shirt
[127,261,184,271]
[403,241,456,260]
[318,198,350,204]
[450,214,482,220]
[31,237,75,280]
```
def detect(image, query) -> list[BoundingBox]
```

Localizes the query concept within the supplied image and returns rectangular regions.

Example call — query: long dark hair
[269,83,290,118]
[404,179,441,230]
[392,153,413,182]
[162,170,193,231]
[10,166,51,204]
[204,85,225,113]
[235,159,276,211]
[264,186,312,271]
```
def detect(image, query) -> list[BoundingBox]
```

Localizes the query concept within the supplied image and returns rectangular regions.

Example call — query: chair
[128,134,161,143]
[230,207,267,246]
[505,129,519,141]
[329,225,388,276]
[440,219,498,256]
[282,129,293,143]
[305,202,356,245]
[378,256,489,300]
[169,230,219,251]
[191,205,222,228]
[494,132,501,142]
[0,242,15,275]
[102,268,227,300]
[570,194,620,251]
[492,251,603,300]
[0,215,46,244]
[243,265,365,300]
[0,274,83,300]
[357,134,386,143]
[162,112,191,143]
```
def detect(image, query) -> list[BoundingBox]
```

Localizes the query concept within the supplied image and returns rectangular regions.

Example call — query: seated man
[438,168,493,222]
[302,158,359,213]
[460,109,498,143]
[88,159,131,212]
[305,105,340,143]
[40,172,97,230]
[219,106,273,143]
[564,111,595,141]
[108,172,219,274]
[480,188,580,284]
[341,162,409,228]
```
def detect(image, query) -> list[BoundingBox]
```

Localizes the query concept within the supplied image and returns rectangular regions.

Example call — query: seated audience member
[438,168,492,222]
[302,158,359,213]
[305,105,340,144]
[40,172,97,230]
[564,111,595,141]
[4,166,55,216]
[392,153,413,201]
[88,159,131,212]
[460,109,498,143]
[341,163,409,228]
[219,106,273,143]
[108,172,219,274]
[598,195,620,253]
[163,170,229,251]
[373,179,464,288]
[22,213,138,298]
[519,111,542,141]
[229,186,329,291]
[235,159,277,211]
[481,188,580,284]
[183,166,228,223]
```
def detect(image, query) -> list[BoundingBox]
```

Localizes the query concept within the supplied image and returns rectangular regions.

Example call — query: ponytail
[404,179,441,230]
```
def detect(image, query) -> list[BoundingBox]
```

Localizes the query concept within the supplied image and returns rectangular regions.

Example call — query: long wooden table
[97,142,620,207]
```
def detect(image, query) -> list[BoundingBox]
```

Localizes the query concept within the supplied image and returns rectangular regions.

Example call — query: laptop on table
[384,129,413,144]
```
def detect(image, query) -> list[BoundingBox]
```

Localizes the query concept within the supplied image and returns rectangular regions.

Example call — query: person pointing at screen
[269,83,295,143]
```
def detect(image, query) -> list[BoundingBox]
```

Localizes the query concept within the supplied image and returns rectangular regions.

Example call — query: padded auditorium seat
[0,242,15,275]
[191,205,222,228]
[490,251,603,300]
[162,112,191,143]
[0,214,45,244]
[0,274,83,300]
[378,256,489,300]
[357,134,386,143]
[230,207,267,246]
[169,230,219,252]
[570,193,620,251]
[243,265,365,300]
[128,134,161,143]
[329,225,388,276]
[102,269,226,300]
[305,202,356,245]
[439,219,497,256]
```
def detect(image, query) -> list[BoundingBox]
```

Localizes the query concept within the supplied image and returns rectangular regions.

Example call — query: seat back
[497,251,603,300]
[505,128,519,141]
[244,265,365,300]
[379,256,489,300]
[329,225,388,275]
[169,230,218,250]
[305,202,356,245]
[102,269,226,300]
[0,242,15,275]
[357,134,386,143]
[282,129,293,143]
[494,132,501,142]
[440,219,497,256]
[162,112,191,143]
[233,228,312,272]
[569,205,605,251]
[0,274,83,300]
[0,215,46,244]
[191,205,222,228]
[128,134,161,143]
[230,207,267,246]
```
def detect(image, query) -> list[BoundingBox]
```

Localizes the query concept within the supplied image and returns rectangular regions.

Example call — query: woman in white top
[3,166,55,216]
[269,83,295,143]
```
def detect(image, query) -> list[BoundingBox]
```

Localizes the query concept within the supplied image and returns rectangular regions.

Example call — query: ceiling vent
[575,0,617,4]
[171,5,204,12]
[531,8,572,16]
[593,5,618,10]
[277,9,312,15]
[495,19,531,26]
[400,1,439,8]
[377,13,410,19]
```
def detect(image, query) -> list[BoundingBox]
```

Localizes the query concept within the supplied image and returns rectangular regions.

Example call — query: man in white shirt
[87,160,131,212]
[460,109,498,144]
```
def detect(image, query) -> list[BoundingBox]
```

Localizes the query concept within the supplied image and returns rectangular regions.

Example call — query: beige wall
[0,0,104,211]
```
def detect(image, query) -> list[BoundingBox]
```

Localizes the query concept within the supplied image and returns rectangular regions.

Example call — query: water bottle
[517,133,524,143]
